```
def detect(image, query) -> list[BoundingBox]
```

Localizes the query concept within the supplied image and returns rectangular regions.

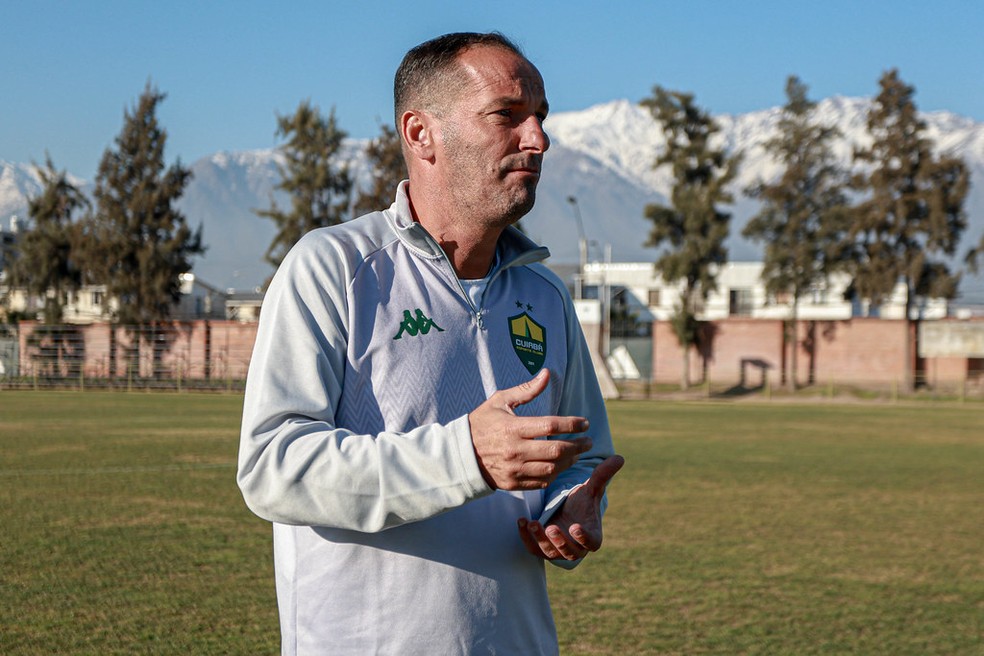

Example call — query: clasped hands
[468,368,624,562]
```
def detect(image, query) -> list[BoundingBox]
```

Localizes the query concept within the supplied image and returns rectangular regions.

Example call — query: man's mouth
[511,167,540,175]
[505,158,542,176]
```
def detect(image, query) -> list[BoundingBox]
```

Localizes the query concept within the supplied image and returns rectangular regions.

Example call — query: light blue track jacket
[238,183,614,655]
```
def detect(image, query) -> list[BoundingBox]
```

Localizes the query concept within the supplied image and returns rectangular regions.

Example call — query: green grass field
[1,392,981,655]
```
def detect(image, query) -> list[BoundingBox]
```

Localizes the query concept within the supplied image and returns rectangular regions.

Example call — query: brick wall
[16,320,259,380]
[705,319,785,386]
[207,321,260,380]
[653,319,785,386]
[11,317,978,388]
[650,318,935,387]
[652,321,703,386]
[924,357,970,386]
[806,319,909,385]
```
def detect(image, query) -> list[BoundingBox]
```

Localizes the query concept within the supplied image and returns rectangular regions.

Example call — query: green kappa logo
[393,308,445,340]
[509,311,546,374]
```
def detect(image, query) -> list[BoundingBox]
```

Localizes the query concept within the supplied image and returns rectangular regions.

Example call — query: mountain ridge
[2,97,983,301]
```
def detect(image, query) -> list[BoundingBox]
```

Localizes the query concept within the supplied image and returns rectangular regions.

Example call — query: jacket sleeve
[538,290,616,569]
[236,231,492,531]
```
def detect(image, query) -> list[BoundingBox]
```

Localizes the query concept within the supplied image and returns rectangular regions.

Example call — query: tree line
[1,84,406,330]
[643,70,984,391]
[3,71,984,389]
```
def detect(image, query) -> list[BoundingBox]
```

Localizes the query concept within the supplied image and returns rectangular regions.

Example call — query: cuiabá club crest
[508,312,546,375]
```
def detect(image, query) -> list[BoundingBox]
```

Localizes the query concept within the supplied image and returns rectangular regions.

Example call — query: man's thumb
[499,368,551,409]
[587,455,625,496]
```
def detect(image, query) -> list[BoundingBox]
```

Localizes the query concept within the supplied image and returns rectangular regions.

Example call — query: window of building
[729,288,754,316]
[648,289,661,307]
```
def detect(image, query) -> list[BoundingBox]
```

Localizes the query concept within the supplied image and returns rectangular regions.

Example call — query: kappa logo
[508,309,546,374]
[393,308,445,340]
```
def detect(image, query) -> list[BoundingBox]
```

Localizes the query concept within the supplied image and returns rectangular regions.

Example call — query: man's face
[432,45,550,229]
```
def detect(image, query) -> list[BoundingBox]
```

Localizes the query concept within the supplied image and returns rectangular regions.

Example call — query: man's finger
[585,455,625,497]
[508,415,591,440]
[518,519,559,559]
[526,520,579,561]
[569,522,603,552]
[517,518,543,557]
[520,435,592,460]
[491,368,551,411]
[544,524,587,560]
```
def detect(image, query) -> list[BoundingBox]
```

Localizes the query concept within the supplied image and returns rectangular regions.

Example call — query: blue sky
[3,0,982,180]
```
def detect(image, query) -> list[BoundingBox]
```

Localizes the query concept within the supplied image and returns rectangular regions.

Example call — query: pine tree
[4,156,90,375]
[257,101,352,273]
[965,234,984,275]
[82,83,203,377]
[353,123,406,216]
[641,87,740,389]
[8,156,88,324]
[743,77,851,389]
[848,70,969,389]
[84,83,203,327]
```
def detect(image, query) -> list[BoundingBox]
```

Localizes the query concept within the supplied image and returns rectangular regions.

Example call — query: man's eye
[496,109,513,118]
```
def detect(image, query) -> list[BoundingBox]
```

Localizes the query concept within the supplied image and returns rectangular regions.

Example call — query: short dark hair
[393,32,525,127]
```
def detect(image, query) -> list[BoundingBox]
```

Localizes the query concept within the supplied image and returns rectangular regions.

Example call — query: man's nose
[520,115,549,153]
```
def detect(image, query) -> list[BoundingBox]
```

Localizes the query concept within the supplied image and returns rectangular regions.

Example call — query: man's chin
[503,192,537,226]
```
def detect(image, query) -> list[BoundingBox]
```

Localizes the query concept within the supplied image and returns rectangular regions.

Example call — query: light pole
[566,196,588,300]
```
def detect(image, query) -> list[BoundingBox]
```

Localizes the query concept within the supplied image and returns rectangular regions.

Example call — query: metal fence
[612,374,984,403]
[2,320,981,401]
[0,322,256,392]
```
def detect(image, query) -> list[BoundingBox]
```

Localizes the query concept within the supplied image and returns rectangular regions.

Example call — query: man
[238,32,622,655]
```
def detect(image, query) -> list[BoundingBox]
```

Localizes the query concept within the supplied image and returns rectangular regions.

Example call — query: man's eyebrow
[489,95,550,115]
[492,94,527,106]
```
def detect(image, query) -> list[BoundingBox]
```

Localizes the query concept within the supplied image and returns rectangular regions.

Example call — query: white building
[578,261,949,322]
[173,273,227,321]
[224,290,264,322]
[1,272,227,323]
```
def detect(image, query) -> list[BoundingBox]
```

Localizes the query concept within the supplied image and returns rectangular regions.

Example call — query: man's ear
[400,109,437,161]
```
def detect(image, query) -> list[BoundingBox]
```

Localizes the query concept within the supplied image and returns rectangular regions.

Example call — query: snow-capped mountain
[0,161,87,228]
[2,97,983,301]
[535,97,984,302]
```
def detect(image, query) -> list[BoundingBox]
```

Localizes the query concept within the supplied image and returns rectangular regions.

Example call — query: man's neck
[427,223,502,279]
[407,187,504,279]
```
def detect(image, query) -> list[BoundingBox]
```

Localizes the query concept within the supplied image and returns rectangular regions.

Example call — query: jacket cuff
[449,414,495,499]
